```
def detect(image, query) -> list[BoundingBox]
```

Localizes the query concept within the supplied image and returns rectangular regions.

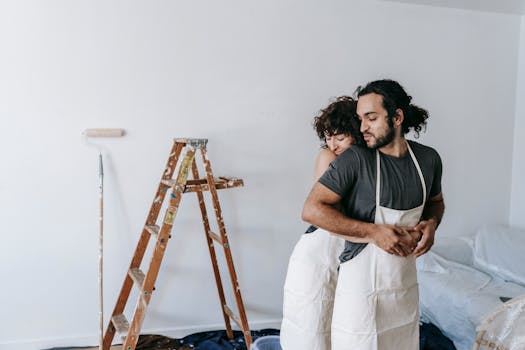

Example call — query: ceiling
[379,0,525,15]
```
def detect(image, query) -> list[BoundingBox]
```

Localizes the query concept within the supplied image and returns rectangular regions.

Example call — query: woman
[280,96,363,350]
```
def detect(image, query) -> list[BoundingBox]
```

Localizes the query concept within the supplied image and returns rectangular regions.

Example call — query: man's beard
[365,126,395,149]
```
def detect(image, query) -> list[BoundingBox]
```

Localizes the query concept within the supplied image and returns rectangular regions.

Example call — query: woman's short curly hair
[313,96,363,147]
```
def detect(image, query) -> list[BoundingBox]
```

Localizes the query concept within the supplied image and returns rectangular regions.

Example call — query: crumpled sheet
[417,251,525,350]
[473,225,525,286]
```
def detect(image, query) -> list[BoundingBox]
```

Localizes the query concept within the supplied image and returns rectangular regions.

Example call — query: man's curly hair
[313,96,364,148]
[356,79,429,138]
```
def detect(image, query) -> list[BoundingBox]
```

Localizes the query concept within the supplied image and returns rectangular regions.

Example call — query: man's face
[357,93,395,149]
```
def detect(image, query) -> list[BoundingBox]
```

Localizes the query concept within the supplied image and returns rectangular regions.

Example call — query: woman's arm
[313,148,337,182]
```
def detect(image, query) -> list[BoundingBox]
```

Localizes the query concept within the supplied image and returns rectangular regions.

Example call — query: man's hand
[412,219,437,258]
[371,225,418,257]
[407,228,423,243]
[414,193,444,258]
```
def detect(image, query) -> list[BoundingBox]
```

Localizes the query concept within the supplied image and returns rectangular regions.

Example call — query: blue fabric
[420,323,456,350]
[46,324,454,350]
[184,329,279,350]
[156,329,277,350]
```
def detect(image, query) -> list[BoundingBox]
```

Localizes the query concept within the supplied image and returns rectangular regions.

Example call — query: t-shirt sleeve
[318,149,357,197]
[429,149,443,197]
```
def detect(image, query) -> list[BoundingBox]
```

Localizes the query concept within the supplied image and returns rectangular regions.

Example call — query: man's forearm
[329,231,370,243]
[302,198,374,241]
[421,197,445,228]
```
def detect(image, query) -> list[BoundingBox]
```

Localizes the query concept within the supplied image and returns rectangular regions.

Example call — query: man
[302,79,444,350]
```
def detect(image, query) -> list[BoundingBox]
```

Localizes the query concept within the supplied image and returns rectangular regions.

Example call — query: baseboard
[0,319,282,350]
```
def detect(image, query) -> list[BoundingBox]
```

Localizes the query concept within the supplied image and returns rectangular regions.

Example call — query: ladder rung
[174,138,208,149]
[145,225,160,236]
[216,176,233,183]
[111,314,130,334]
[160,179,179,187]
[224,305,242,329]
[212,177,244,190]
[208,230,223,244]
[187,179,208,185]
[129,268,145,288]
[476,339,502,349]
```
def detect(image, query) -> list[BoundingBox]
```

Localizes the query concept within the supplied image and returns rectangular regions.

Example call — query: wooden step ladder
[102,138,252,350]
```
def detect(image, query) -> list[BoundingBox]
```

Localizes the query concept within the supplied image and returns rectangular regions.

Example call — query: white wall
[510,16,525,229]
[0,1,521,348]
[380,0,525,15]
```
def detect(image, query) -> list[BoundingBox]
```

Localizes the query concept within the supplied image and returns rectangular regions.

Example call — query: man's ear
[393,108,404,126]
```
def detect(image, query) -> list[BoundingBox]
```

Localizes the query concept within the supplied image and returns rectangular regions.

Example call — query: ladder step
[160,177,243,192]
[145,224,171,239]
[160,179,181,188]
[208,230,223,244]
[224,305,242,329]
[111,314,130,334]
[209,177,244,191]
[129,268,145,288]
[145,225,160,236]
[174,138,208,149]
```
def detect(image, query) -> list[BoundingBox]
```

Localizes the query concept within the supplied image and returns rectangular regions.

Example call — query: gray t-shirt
[318,140,442,262]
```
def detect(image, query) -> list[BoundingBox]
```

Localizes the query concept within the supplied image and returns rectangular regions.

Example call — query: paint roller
[84,128,126,138]
[83,128,125,350]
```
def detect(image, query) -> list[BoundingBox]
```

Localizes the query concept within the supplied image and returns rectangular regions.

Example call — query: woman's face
[325,133,353,156]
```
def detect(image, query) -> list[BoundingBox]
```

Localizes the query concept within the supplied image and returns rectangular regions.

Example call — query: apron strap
[375,150,381,207]
[406,141,427,206]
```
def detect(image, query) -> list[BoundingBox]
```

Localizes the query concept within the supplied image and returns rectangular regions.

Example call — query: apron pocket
[332,287,377,333]
[375,283,419,333]
[375,249,418,290]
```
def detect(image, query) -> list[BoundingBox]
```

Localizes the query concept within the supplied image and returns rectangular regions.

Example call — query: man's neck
[379,136,408,158]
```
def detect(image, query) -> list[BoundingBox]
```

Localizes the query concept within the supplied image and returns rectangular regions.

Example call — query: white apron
[281,228,345,350]
[331,142,426,350]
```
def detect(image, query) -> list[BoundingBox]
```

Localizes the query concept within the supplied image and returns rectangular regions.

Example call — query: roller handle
[84,128,125,137]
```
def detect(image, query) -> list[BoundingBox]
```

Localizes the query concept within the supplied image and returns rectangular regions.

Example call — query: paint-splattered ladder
[102,138,252,350]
